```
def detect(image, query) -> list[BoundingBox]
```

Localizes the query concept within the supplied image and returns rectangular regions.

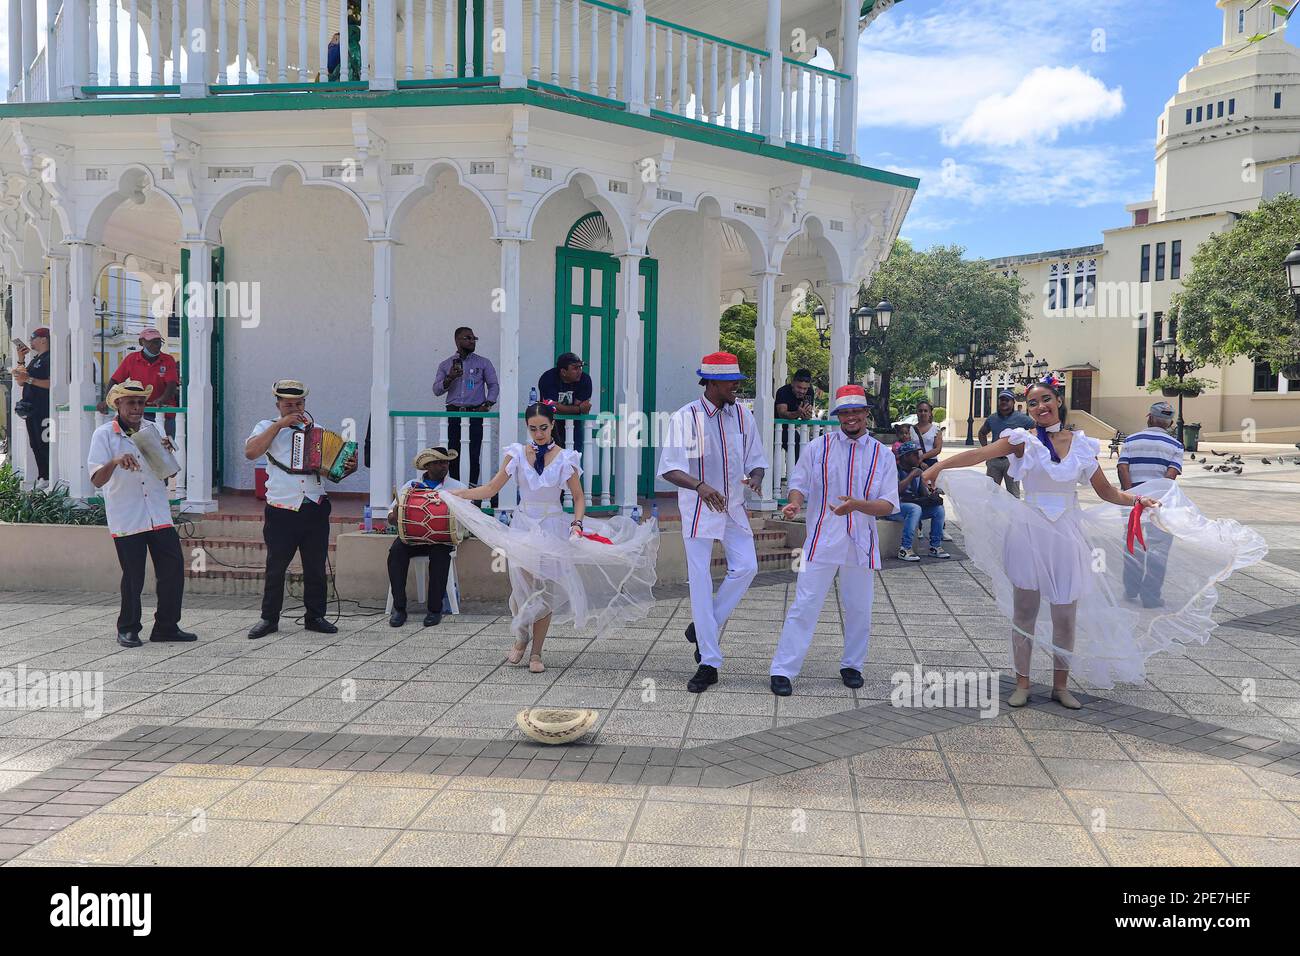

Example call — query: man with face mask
[100,328,181,439]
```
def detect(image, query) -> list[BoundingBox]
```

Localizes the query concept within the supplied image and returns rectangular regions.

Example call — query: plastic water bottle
[528,386,539,404]
[631,505,642,525]
[651,502,660,521]
[497,509,511,527]
[363,504,373,533]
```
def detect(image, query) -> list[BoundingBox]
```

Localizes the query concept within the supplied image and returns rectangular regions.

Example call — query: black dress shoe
[840,667,864,689]
[149,629,198,643]
[770,675,793,696]
[304,616,338,634]
[422,611,442,627]
[389,609,407,627]
[117,631,143,648]
[247,619,278,640]
[685,623,700,663]
[687,664,718,693]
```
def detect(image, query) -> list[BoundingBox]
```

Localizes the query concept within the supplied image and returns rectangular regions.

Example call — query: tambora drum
[397,486,462,546]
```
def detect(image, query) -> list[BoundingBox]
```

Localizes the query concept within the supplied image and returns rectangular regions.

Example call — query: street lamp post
[814,298,894,426]
[955,342,999,446]
[1153,337,1196,443]
[1280,244,1300,381]
[1012,350,1051,387]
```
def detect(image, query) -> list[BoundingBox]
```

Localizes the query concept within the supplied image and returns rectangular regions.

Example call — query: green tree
[1172,193,1300,374]
[859,241,1030,430]
[719,303,758,389]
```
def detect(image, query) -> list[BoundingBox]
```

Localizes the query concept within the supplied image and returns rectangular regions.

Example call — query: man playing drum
[388,446,465,628]
[88,379,195,648]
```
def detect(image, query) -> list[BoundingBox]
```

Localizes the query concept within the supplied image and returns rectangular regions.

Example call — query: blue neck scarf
[1036,423,1062,463]
[532,442,554,476]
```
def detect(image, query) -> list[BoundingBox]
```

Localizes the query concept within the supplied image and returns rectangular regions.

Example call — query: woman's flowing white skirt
[442,495,660,635]
[939,471,1267,687]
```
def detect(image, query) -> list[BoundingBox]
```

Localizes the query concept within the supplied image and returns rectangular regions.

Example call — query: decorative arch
[84,165,184,246]
[772,213,846,284]
[201,162,369,243]
[525,170,631,251]
[387,160,500,241]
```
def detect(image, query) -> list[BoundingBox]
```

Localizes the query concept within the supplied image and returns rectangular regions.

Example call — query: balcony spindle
[737,52,747,131]
[647,23,656,109]
[277,0,287,82]
[171,0,181,84]
[360,0,369,81]
[608,10,617,99]
[587,6,597,95]
[463,0,474,76]
[108,0,117,85]
[129,0,139,85]
[820,74,830,149]
[151,0,163,83]
[693,32,702,121]
[676,32,686,116]
[442,0,454,76]
[569,0,578,88]
[531,0,542,81]
[257,0,267,82]
[723,46,732,128]
[549,0,560,83]
[663,28,672,112]
[424,0,433,78]
[299,0,308,80]
[340,0,350,79]
[483,0,493,75]
[708,40,717,123]
[753,55,762,133]
[238,0,249,83]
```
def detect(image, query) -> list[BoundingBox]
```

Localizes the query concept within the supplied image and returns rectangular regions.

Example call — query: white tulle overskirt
[939,472,1267,686]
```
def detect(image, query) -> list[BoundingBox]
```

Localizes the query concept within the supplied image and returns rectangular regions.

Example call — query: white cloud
[946,66,1124,148]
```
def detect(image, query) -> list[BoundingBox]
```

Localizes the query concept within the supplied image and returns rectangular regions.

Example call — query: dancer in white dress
[922,381,1266,703]
[444,401,659,673]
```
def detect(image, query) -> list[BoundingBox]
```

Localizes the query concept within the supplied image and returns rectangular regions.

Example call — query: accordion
[277,426,356,483]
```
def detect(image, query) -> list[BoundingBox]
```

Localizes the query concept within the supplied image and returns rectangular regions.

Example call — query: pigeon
[1203,464,1214,470]
[1262,458,1272,465]
[1198,457,1207,464]
[1215,465,1231,473]
[1232,466,1243,475]
[1211,449,1226,456]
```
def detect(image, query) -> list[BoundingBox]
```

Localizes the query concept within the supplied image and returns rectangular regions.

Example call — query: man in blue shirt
[978,389,1034,497]
[1118,401,1183,607]
[387,446,465,628]
[433,327,499,485]
[879,442,949,561]
[537,352,594,454]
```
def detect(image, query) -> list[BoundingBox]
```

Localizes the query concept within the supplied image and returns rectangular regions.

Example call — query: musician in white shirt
[244,380,357,640]
[658,352,769,694]
[770,385,899,695]
[88,380,195,648]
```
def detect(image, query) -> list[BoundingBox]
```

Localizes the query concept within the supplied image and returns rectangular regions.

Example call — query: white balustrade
[644,17,769,134]
[771,417,834,499]
[782,58,848,153]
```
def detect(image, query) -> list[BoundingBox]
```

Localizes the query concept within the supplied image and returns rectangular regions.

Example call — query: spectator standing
[775,369,816,459]
[99,328,181,439]
[433,326,499,485]
[1117,401,1183,608]
[11,326,52,488]
[537,352,593,453]
[978,389,1034,498]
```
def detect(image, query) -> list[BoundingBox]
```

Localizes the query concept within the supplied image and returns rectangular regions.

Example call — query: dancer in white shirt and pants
[770,385,899,696]
[658,352,769,694]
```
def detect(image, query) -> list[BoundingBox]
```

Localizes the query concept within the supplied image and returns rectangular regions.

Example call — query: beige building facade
[943,0,1300,444]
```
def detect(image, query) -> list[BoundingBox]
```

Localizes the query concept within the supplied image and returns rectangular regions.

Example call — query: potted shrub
[1146,375,1216,399]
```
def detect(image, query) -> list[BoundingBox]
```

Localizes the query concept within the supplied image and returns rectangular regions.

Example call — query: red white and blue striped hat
[831,384,870,415]
[697,351,746,381]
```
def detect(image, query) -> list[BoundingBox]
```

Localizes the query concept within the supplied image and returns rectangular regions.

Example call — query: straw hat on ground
[516,707,598,745]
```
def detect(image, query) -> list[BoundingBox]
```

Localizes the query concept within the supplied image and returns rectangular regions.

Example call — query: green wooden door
[554,245,659,501]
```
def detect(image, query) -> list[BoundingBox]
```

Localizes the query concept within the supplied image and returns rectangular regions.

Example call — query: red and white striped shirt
[789,430,899,568]
[658,396,769,540]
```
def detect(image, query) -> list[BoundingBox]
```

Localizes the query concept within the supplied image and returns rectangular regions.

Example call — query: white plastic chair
[385,551,461,615]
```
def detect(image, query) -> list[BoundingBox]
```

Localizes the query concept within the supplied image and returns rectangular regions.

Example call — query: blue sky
[858,0,1231,260]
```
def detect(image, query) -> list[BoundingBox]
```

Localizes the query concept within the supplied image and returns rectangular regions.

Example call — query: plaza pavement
[0,461,1298,866]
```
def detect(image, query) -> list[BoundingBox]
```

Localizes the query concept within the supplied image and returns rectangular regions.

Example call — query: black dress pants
[24,413,50,481]
[113,527,184,636]
[261,497,331,621]
[445,408,483,485]
[387,539,453,613]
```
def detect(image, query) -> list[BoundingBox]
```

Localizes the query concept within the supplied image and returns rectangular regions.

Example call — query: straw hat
[105,379,153,408]
[414,445,458,469]
[515,707,598,745]
[272,379,309,398]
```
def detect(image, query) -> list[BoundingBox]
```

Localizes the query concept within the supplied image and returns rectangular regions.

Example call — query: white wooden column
[180,239,217,511]
[367,237,395,510]
[8,0,23,101]
[45,0,60,100]
[762,0,783,144]
[624,0,647,115]
[371,0,397,89]
[500,0,525,88]
[830,280,853,389]
[22,263,47,483]
[754,268,779,508]
[65,239,97,499]
[46,248,70,488]
[21,0,39,100]
[181,0,210,96]
[775,310,791,389]
[615,252,643,513]
[497,236,523,510]
[60,0,88,98]
[839,0,860,162]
